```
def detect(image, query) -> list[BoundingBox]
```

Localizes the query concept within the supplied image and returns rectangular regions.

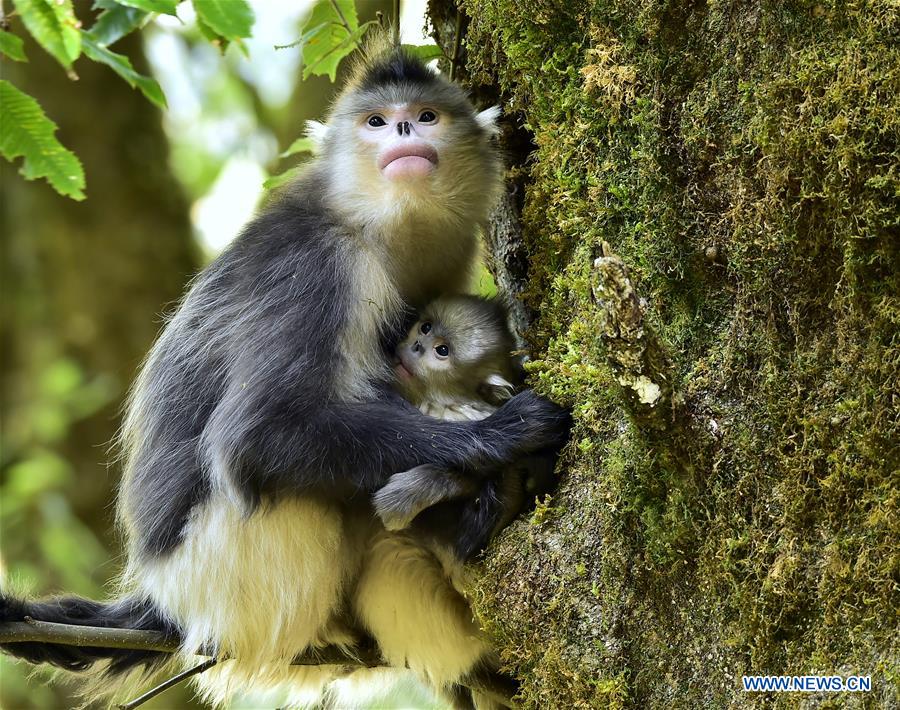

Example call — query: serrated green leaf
[402,44,444,62]
[264,166,304,191]
[0,30,27,62]
[0,80,85,199]
[81,34,166,108]
[88,5,146,46]
[12,0,81,70]
[280,136,316,158]
[299,0,361,82]
[115,0,178,15]
[193,0,254,42]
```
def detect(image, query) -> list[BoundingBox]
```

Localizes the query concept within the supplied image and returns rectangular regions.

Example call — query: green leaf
[402,44,444,62]
[0,30,27,62]
[304,23,375,81]
[88,4,147,46]
[195,14,222,44]
[114,0,178,15]
[193,0,254,42]
[0,80,86,200]
[280,136,316,158]
[264,166,304,190]
[12,0,81,70]
[299,0,362,82]
[324,0,357,29]
[81,33,166,108]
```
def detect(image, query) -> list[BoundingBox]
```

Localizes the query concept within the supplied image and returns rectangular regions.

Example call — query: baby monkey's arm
[374,450,559,539]
[374,465,478,530]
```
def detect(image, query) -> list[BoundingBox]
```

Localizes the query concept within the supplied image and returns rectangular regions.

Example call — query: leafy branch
[0,0,254,199]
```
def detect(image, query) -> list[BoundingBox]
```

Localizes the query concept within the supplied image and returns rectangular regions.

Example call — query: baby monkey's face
[393,297,518,407]
[395,318,458,400]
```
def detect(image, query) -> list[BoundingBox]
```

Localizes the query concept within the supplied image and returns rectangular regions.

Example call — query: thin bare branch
[117,659,217,710]
[393,0,400,44]
[2,618,178,652]
[449,11,463,81]
[0,618,382,666]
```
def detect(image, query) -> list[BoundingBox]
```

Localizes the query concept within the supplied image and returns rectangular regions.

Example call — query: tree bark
[429,1,900,707]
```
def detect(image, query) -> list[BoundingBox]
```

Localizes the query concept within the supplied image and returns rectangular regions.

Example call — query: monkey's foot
[372,466,450,530]
[373,480,424,531]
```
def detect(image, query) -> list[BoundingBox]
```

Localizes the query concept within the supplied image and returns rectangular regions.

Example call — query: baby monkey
[376,296,553,546]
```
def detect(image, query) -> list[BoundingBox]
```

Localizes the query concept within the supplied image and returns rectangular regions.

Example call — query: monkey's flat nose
[412,340,422,353]
[397,121,411,136]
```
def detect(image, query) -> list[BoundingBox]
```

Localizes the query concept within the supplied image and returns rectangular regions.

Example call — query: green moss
[456,0,900,706]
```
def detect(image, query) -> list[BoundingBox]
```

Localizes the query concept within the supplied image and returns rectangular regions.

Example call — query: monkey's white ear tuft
[304,120,329,148]
[475,106,502,136]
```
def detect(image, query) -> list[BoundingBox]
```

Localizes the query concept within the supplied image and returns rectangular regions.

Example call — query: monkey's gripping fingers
[374,465,476,530]
[477,390,572,461]
[519,449,562,500]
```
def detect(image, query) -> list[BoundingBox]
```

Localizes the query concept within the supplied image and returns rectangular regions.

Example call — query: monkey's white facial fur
[364,106,442,180]
[394,296,517,407]
[317,50,502,232]
[326,95,497,212]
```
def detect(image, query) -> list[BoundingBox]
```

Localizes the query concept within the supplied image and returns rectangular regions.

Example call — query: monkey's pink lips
[379,144,438,179]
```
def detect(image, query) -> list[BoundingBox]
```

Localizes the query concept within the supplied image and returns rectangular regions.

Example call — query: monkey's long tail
[0,592,179,677]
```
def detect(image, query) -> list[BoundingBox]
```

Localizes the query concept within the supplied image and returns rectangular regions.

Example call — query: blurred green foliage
[2,359,116,595]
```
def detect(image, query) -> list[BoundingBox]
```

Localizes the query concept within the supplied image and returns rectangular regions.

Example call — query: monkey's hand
[374,465,476,530]
[518,449,561,501]
[476,390,572,461]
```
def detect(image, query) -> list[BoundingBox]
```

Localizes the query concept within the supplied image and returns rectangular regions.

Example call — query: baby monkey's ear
[478,373,516,406]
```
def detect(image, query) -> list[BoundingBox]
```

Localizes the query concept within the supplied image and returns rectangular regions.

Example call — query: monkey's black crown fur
[357,47,440,92]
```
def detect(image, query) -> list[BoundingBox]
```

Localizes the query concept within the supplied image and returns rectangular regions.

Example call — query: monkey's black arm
[224,387,570,504]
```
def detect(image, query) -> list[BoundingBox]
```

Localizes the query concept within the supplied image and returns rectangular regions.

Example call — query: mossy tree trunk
[429,1,899,707]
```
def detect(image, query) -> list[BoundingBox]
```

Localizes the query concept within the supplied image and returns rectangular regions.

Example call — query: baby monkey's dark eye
[418,110,437,123]
[435,344,450,358]
[367,115,387,127]
[420,322,432,334]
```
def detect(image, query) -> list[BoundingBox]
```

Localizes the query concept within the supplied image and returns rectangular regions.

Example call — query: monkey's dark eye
[367,115,387,127]
[418,110,437,123]
[420,322,432,334]
[435,344,450,358]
